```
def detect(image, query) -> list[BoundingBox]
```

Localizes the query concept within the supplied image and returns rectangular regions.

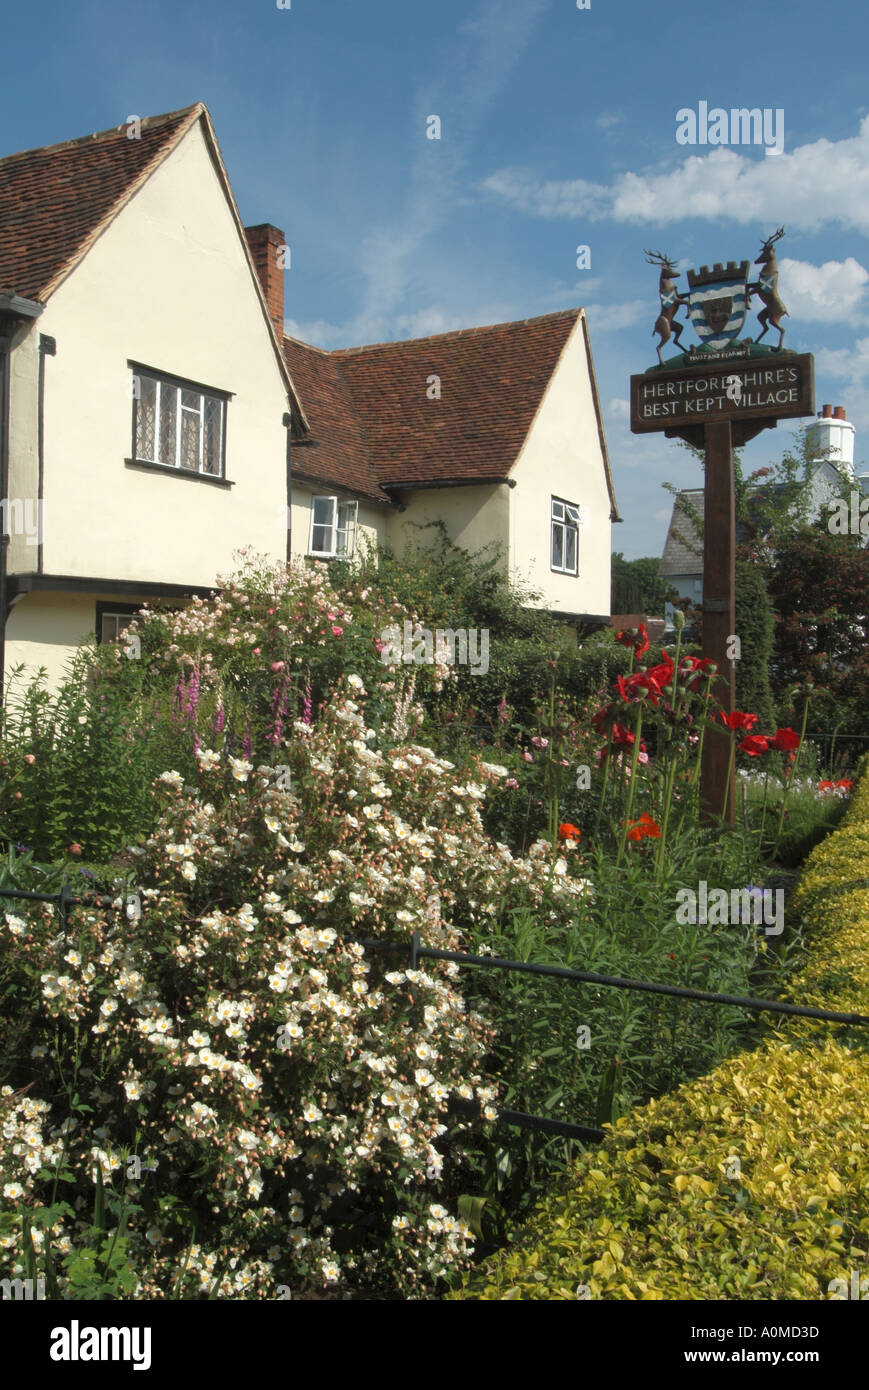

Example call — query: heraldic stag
[644,249,690,364]
[751,227,789,349]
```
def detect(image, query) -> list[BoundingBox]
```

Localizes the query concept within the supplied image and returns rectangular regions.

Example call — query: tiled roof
[0,105,202,301]
[282,309,621,507]
[281,337,387,502]
[659,485,792,578]
[334,310,581,488]
[659,489,704,576]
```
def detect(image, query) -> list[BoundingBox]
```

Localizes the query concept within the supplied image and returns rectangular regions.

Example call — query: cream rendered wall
[6,322,40,573]
[14,120,291,588]
[384,485,509,563]
[509,316,611,615]
[4,591,133,690]
[289,484,386,563]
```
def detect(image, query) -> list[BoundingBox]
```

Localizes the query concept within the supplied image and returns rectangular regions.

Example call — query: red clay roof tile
[0,106,201,301]
[282,309,582,497]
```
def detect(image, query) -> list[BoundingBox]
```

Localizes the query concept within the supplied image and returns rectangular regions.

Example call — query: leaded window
[133,369,226,477]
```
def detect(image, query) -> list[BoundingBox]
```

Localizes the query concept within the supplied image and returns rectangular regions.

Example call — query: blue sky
[3,0,869,559]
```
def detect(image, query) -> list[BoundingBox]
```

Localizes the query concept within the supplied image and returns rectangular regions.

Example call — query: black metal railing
[363,931,869,1143]
[4,886,865,1149]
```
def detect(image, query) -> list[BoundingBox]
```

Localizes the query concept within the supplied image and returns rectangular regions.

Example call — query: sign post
[631,237,814,824]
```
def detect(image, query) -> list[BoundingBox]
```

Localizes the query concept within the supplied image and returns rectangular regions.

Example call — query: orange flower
[625,812,661,842]
[558,822,581,843]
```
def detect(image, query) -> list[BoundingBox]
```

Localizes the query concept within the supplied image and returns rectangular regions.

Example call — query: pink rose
[332,626,344,637]
[505,778,519,789]
[270,661,285,672]
[68,843,83,856]
[523,751,533,763]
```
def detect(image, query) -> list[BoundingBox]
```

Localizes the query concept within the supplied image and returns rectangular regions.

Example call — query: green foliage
[766,528,869,734]
[734,559,776,732]
[451,759,869,1300]
[611,553,676,615]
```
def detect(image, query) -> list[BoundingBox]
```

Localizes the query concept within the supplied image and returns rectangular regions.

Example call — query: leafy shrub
[0,667,591,1299]
[451,758,869,1299]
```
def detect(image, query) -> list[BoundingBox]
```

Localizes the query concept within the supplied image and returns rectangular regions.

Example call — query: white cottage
[0,102,618,694]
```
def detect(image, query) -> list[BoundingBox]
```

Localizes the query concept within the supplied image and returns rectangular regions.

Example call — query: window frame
[95,602,143,647]
[550,496,581,576]
[308,495,358,558]
[130,363,230,480]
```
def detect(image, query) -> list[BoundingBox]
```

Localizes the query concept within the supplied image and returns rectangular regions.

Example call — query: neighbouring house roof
[0,103,307,425]
[659,480,821,581]
[281,336,388,503]
[659,489,705,577]
[283,309,620,512]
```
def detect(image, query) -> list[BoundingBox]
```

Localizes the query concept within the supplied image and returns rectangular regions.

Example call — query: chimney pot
[834,405,847,421]
[244,223,286,339]
[822,404,833,418]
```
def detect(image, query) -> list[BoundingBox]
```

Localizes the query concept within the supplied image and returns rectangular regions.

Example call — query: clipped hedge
[452,758,869,1300]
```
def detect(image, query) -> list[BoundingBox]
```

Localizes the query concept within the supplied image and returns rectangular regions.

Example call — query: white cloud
[289,0,549,350]
[582,300,646,332]
[481,116,869,234]
[777,257,869,324]
[284,318,348,350]
[607,397,630,418]
[480,166,610,220]
[595,113,622,132]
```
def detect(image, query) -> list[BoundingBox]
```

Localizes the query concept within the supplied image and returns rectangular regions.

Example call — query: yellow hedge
[451,758,869,1300]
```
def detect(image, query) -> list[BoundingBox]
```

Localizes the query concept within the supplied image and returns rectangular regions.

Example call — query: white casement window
[133,370,226,477]
[309,496,358,557]
[551,497,580,575]
[99,612,136,644]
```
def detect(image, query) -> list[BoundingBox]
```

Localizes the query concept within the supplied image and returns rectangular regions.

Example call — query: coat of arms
[645,229,790,364]
[686,261,750,352]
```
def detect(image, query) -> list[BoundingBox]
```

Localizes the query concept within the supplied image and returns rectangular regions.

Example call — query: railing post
[58,881,73,935]
[410,931,420,971]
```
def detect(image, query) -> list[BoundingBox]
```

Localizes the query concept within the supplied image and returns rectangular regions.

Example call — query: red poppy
[611,723,637,746]
[618,653,674,707]
[625,812,661,841]
[719,710,759,732]
[739,734,770,757]
[680,656,717,691]
[558,822,581,843]
[634,624,650,658]
[769,727,800,751]
[591,702,617,733]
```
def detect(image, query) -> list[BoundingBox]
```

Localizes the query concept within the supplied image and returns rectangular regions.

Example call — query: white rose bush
[0,557,590,1298]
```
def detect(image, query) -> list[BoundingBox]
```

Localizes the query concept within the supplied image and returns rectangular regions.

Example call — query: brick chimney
[244,224,286,338]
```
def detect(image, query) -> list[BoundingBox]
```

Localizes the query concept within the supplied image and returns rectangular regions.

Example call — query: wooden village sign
[630,229,815,823]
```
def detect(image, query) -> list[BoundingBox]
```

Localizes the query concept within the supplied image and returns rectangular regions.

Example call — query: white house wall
[384,485,509,568]
[5,322,40,574]
[9,119,291,591]
[509,315,611,614]
[5,591,134,691]
[289,483,386,562]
